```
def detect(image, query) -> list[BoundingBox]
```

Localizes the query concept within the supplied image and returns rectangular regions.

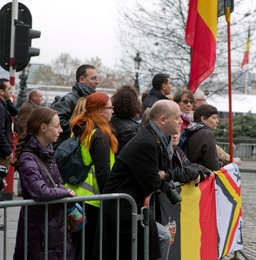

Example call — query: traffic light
[14,23,41,69]
[0,2,40,72]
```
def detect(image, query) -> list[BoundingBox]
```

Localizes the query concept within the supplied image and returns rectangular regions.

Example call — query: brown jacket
[15,100,38,136]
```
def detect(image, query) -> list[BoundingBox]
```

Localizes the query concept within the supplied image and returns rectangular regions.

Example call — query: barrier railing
[0,194,148,260]
[217,142,256,161]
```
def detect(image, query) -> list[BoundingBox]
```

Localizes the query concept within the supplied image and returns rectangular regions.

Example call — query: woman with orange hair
[66,92,118,260]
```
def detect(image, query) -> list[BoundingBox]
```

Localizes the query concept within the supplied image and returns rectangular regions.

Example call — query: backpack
[54,136,93,185]
[50,92,79,110]
[178,130,189,156]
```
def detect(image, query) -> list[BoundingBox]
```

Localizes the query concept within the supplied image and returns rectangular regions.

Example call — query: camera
[0,165,8,178]
[0,165,8,191]
[160,180,182,205]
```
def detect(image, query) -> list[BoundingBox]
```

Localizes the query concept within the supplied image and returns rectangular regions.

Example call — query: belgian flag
[158,176,218,260]
[158,163,243,259]
[241,27,250,69]
[185,0,218,94]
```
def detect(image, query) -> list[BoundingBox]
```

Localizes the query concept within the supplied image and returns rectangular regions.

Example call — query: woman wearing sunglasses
[173,89,195,130]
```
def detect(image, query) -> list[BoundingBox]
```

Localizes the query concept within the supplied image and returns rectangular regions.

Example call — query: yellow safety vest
[65,129,115,207]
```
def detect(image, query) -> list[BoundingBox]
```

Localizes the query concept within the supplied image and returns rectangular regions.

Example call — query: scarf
[149,120,173,160]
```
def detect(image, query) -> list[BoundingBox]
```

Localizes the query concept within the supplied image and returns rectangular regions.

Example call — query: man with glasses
[103,100,182,260]
[50,64,99,149]
[193,89,207,110]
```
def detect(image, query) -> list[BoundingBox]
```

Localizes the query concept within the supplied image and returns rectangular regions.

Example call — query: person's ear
[40,123,47,132]
[200,116,205,123]
[98,109,103,116]
[160,115,165,124]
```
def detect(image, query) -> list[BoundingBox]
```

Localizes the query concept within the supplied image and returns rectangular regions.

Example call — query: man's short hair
[194,104,218,122]
[193,89,205,100]
[152,73,170,91]
[76,64,95,82]
[0,78,9,91]
[28,89,39,100]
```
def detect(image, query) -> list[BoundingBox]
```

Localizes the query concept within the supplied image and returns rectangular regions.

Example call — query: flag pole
[225,6,233,161]
[245,67,249,94]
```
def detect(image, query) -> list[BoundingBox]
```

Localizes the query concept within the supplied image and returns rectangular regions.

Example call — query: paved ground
[0,162,255,260]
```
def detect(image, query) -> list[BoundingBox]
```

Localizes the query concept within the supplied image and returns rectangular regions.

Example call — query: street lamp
[16,64,31,108]
[133,53,142,93]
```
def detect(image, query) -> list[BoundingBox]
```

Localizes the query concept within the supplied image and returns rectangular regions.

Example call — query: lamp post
[133,53,142,93]
[16,64,31,108]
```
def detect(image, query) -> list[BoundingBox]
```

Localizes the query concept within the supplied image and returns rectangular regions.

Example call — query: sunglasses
[180,99,194,104]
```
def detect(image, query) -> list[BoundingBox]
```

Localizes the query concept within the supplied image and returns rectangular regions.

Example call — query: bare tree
[51,53,81,86]
[32,53,134,89]
[116,0,256,92]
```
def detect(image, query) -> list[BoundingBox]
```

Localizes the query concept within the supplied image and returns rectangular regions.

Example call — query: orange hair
[71,92,118,153]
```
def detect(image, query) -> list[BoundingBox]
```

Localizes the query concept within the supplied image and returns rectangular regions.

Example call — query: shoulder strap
[23,152,58,187]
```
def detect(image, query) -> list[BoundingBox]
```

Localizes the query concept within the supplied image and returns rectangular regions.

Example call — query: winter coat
[15,100,38,136]
[184,122,223,171]
[0,98,15,159]
[110,114,141,155]
[102,123,171,259]
[170,146,205,183]
[13,135,75,260]
[141,88,169,116]
[50,82,95,149]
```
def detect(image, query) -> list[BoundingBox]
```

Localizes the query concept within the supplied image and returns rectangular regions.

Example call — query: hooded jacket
[13,135,75,260]
[184,122,222,171]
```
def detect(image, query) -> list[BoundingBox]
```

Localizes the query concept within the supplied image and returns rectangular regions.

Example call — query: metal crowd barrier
[217,142,256,161]
[0,194,150,260]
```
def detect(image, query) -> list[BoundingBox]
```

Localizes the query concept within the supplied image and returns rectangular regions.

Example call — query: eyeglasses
[180,100,194,104]
[196,99,206,101]
[104,106,114,110]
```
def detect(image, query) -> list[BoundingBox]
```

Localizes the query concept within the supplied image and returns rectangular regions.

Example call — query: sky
[2,0,125,69]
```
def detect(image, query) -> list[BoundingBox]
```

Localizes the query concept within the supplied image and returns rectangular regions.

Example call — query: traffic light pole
[2,0,18,200]
[9,0,18,88]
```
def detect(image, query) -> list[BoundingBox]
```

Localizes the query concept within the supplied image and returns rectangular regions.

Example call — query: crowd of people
[0,65,242,259]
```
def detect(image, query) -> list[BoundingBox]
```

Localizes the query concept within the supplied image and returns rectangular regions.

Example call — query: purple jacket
[13,135,75,260]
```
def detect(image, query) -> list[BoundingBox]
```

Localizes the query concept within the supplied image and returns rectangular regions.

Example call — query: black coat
[102,124,171,259]
[0,99,17,158]
[170,146,204,183]
[141,88,169,116]
[110,114,140,155]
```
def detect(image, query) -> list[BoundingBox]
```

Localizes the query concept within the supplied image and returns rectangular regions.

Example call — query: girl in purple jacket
[13,107,76,260]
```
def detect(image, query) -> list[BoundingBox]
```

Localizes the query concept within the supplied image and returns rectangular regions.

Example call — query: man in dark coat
[50,64,99,149]
[102,100,182,260]
[15,89,43,136]
[141,73,172,119]
[0,78,18,169]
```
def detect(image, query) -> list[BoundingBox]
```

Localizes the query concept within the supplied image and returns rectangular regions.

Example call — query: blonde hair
[71,97,87,121]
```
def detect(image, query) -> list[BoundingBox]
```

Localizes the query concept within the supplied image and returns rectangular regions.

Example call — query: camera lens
[166,189,182,205]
